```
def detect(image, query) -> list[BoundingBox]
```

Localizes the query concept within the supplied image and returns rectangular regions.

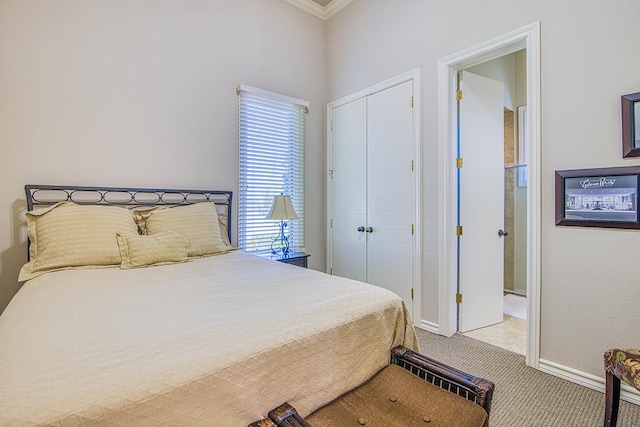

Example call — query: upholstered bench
[250,346,494,427]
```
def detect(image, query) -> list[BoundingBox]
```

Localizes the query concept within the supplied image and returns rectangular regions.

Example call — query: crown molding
[323,0,353,18]
[284,0,354,20]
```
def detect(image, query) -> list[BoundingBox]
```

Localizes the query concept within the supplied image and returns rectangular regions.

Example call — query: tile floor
[462,294,527,355]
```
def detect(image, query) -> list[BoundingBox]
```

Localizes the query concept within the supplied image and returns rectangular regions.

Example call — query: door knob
[365,226,374,233]
[498,229,509,237]
[357,226,365,232]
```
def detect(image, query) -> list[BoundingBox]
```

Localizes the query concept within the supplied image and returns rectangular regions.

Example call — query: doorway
[437,22,541,368]
[457,55,528,354]
[456,70,506,334]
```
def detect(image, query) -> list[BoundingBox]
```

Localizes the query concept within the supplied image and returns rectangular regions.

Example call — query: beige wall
[0,0,326,314]
[327,0,640,378]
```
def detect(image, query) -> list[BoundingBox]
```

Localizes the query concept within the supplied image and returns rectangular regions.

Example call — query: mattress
[0,251,416,426]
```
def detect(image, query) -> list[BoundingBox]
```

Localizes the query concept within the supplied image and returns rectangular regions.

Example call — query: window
[237,85,307,253]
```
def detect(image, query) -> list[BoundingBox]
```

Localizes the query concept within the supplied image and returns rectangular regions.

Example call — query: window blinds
[237,85,307,253]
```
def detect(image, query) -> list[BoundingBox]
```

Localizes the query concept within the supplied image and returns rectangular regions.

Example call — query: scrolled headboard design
[25,185,233,243]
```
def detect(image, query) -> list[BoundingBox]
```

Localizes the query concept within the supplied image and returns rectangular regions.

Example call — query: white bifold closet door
[330,80,414,318]
[331,97,367,283]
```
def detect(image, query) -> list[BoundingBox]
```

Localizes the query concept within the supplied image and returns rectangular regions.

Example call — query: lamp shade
[265,195,299,221]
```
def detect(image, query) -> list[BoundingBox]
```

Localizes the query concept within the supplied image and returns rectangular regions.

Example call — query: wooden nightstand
[259,251,309,268]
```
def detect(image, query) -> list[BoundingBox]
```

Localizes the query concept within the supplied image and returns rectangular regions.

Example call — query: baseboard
[540,359,640,406]
[418,319,439,334]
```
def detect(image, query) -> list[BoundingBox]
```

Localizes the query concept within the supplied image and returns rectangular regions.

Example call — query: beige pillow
[19,202,139,281]
[218,214,233,248]
[134,203,228,257]
[116,231,189,269]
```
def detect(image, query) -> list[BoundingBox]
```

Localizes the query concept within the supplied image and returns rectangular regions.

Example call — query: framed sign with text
[555,166,640,229]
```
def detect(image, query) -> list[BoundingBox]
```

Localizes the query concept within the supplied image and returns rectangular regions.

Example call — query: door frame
[437,22,541,368]
[327,68,422,325]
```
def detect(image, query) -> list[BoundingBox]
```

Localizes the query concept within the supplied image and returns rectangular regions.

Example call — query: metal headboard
[25,185,233,243]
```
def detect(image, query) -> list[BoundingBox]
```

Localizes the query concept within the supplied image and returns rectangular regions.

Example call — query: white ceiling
[284,0,354,20]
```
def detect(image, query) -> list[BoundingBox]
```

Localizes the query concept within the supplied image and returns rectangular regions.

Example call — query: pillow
[218,214,233,248]
[19,202,139,281]
[116,231,189,269]
[133,202,229,257]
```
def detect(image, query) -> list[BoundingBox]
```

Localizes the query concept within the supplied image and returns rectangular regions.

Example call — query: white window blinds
[237,85,307,253]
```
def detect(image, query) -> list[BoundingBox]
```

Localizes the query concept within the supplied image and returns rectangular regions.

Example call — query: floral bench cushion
[604,348,640,391]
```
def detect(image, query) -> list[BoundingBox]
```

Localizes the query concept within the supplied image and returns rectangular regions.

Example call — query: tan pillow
[218,214,233,248]
[116,231,189,269]
[134,203,228,257]
[19,202,139,281]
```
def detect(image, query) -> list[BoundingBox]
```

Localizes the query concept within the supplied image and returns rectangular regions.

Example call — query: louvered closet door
[330,97,367,282]
[367,81,414,317]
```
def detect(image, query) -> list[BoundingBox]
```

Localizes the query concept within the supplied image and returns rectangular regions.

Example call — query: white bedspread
[0,251,416,426]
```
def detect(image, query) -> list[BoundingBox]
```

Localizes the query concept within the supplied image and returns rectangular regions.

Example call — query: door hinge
[330,218,333,228]
[411,160,414,171]
[331,120,334,131]
[411,224,415,235]
[411,96,414,107]
[456,158,463,168]
[456,90,463,101]
[330,268,333,275]
[456,225,463,236]
[456,293,462,304]
[329,169,334,179]
[411,288,414,299]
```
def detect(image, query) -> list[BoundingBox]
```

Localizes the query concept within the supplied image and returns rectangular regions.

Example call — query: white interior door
[459,71,505,333]
[367,81,415,317]
[330,98,367,282]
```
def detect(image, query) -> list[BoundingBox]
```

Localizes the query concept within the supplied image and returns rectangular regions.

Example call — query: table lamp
[265,195,299,256]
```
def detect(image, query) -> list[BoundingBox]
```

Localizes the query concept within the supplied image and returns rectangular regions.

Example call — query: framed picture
[622,91,640,158]
[555,166,640,229]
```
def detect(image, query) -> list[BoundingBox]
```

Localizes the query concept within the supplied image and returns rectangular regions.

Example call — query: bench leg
[604,371,621,427]
[269,403,312,427]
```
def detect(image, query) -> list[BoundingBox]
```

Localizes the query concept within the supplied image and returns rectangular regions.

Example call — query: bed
[0,185,417,426]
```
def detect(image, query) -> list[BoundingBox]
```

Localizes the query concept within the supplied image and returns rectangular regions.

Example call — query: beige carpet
[415,328,640,427]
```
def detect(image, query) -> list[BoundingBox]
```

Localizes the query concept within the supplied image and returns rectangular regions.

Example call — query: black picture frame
[555,166,640,229]
[622,92,640,158]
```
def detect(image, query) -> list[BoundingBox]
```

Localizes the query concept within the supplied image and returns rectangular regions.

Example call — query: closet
[327,72,420,320]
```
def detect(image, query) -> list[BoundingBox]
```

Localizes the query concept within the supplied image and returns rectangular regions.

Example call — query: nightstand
[259,251,309,268]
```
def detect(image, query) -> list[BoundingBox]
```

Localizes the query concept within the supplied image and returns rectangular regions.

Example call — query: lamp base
[270,220,290,256]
